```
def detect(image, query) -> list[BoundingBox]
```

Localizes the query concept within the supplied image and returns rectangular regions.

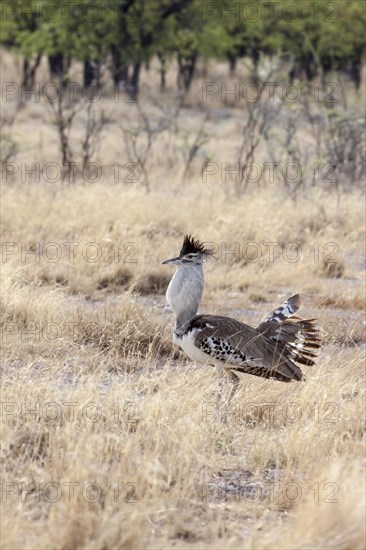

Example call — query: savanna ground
[1,51,365,549]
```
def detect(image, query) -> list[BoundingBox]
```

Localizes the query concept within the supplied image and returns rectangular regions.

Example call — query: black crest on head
[180,235,214,257]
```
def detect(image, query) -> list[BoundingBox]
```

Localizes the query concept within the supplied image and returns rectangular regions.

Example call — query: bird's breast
[174,328,213,365]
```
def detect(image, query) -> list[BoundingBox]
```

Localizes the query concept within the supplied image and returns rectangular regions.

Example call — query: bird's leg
[216,367,225,422]
[216,369,240,423]
[227,371,240,408]
[220,370,240,424]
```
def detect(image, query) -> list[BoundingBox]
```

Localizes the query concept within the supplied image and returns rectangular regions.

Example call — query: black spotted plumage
[201,336,247,363]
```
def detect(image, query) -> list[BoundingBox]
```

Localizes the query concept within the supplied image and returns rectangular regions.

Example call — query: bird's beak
[162,256,180,265]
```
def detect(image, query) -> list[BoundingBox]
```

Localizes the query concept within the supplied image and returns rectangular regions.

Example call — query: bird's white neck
[166,263,204,335]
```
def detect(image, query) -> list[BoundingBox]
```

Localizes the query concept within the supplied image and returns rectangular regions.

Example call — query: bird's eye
[186,254,194,259]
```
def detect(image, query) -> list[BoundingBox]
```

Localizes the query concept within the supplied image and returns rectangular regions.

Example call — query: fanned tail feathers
[258,294,322,368]
[268,317,321,366]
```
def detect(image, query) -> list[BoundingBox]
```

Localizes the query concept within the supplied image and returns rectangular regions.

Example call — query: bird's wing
[190,315,303,382]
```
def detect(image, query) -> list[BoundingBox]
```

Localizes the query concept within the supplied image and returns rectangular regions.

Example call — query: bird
[162,235,322,420]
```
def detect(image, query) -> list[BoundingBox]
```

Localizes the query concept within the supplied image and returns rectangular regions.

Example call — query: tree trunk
[83,59,101,89]
[48,53,71,86]
[350,51,362,88]
[290,55,318,82]
[304,53,317,81]
[177,53,197,92]
[48,53,64,78]
[251,48,260,85]
[158,52,167,92]
[288,63,297,82]
[21,54,42,93]
[110,47,141,99]
[228,53,237,75]
[130,62,141,99]
[110,45,129,89]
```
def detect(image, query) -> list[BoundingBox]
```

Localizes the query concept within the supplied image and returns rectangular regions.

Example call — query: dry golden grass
[1,52,365,549]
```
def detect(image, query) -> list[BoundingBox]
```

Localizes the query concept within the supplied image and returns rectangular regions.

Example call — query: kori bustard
[162,235,321,417]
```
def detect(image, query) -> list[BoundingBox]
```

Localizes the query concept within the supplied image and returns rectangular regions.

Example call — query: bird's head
[162,235,214,267]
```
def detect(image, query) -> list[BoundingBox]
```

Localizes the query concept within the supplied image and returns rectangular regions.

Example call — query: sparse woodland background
[1,1,365,549]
